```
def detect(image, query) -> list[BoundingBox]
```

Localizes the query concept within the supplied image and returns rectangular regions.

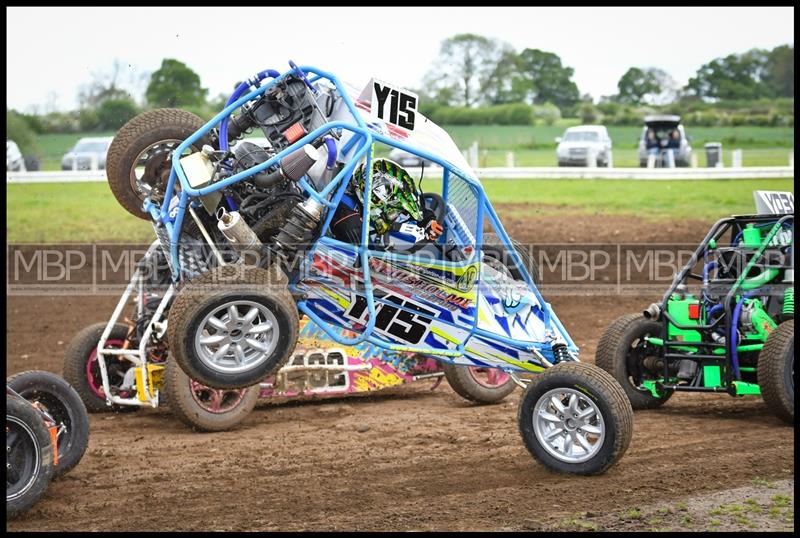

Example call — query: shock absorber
[273,198,325,271]
[551,343,571,364]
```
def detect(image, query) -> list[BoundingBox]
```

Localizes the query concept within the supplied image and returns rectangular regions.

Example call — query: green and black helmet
[353,158,423,234]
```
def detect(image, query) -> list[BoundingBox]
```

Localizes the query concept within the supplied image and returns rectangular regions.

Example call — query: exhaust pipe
[643,303,661,321]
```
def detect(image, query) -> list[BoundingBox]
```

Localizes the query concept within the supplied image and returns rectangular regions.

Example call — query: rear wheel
[518,362,633,475]
[7,371,90,478]
[6,394,55,519]
[595,313,673,409]
[63,323,139,413]
[106,108,212,219]
[162,358,260,431]
[168,265,299,389]
[758,319,794,423]
[443,364,516,404]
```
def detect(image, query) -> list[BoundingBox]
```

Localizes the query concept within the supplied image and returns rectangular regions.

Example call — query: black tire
[168,265,299,389]
[106,108,212,220]
[758,319,794,424]
[161,357,260,432]
[63,322,139,413]
[595,313,673,410]
[443,364,516,404]
[7,371,90,479]
[517,362,633,475]
[6,394,55,519]
[482,232,540,285]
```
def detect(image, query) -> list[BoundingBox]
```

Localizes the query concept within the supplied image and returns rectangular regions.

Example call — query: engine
[178,73,343,273]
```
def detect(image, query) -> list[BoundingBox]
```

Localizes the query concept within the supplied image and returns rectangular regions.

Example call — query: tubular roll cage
[141,64,576,367]
[652,213,793,394]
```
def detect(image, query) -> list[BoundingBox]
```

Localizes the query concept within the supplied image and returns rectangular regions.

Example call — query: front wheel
[6,394,55,519]
[443,364,516,404]
[168,265,299,389]
[7,371,90,479]
[595,313,673,409]
[518,362,633,475]
[161,358,260,432]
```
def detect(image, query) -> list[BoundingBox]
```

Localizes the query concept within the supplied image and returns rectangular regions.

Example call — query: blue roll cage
[142,63,577,368]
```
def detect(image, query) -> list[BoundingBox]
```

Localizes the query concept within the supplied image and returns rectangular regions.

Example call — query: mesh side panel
[444,173,479,248]
[152,222,209,281]
[152,223,175,275]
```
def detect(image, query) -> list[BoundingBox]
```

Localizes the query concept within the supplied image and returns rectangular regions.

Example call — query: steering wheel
[380,192,446,253]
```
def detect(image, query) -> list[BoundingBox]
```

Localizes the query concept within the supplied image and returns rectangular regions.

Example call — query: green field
[6,178,794,243]
[32,124,794,170]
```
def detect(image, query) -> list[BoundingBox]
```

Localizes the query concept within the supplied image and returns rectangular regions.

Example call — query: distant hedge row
[421,99,793,127]
[596,98,794,127]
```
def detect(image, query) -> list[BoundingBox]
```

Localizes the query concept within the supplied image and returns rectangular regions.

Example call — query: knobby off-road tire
[518,362,634,475]
[482,232,540,285]
[161,357,260,432]
[595,313,673,410]
[106,108,211,219]
[168,265,299,390]
[443,364,516,404]
[758,319,794,424]
[7,371,90,479]
[63,322,139,414]
[6,394,55,519]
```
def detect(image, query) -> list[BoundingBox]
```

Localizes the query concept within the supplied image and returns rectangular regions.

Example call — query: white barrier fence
[7,170,108,183]
[6,166,793,184]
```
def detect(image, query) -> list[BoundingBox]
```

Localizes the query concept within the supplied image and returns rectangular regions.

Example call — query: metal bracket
[508,372,530,389]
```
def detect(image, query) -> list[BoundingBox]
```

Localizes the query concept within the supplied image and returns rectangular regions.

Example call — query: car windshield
[563,131,600,142]
[73,141,109,152]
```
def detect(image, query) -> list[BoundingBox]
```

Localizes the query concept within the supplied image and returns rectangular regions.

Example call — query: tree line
[417,34,793,126]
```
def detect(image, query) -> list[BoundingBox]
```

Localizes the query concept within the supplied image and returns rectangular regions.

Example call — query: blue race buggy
[104,61,633,474]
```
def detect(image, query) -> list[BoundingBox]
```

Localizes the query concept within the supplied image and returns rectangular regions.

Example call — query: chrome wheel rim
[532,388,605,463]
[195,300,278,374]
[129,139,193,203]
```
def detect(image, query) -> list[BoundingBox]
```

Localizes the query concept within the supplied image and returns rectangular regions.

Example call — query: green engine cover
[667,294,701,344]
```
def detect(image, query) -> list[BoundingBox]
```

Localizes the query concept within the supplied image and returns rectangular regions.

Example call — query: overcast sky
[6,6,795,113]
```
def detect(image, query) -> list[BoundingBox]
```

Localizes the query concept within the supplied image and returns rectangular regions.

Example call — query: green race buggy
[596,191,794,423]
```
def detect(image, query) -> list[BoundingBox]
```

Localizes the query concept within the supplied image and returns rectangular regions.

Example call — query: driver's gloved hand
[425,220,443,241]
[419,208,442,240]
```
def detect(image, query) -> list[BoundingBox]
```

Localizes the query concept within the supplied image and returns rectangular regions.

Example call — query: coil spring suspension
[551,343,571,364]
[783,287,794,316]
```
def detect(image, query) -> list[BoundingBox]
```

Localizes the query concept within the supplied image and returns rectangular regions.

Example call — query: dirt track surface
[6,213,794,531]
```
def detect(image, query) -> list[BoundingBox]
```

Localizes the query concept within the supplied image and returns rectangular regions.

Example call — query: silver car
[638,115,692,167]
[555,125,613,167]
[61,136,114,171]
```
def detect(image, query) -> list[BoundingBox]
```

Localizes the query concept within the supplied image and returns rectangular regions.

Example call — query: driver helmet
[353,158,423,234]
